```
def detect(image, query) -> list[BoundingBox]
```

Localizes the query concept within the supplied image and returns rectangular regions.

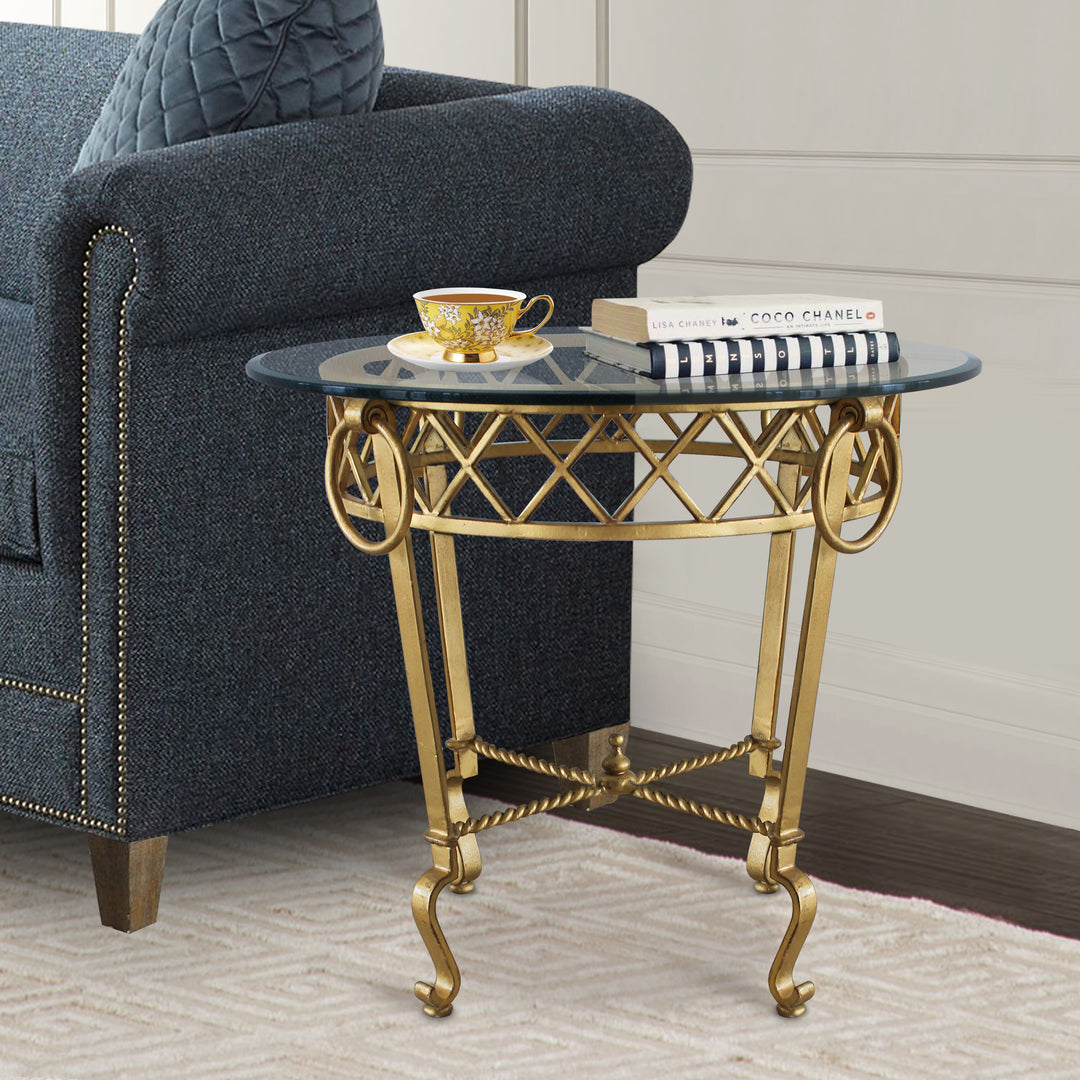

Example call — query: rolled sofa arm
[34,78,692,350]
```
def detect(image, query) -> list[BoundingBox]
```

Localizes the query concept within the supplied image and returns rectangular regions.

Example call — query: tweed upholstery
[0,25,130,303]
[373,67,520,110]
[76,0,384,169]
[0,300,37,560]
[0,22,693,841]
[56,83,688,349]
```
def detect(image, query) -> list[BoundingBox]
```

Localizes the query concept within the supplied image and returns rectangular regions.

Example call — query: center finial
[600,733,635,794]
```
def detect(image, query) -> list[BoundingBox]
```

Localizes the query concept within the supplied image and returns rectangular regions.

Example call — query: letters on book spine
[591,294,885,342]
[650,332,900,379]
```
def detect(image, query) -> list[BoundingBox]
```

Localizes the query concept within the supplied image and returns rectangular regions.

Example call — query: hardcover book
[591,294,885,343]
[581,328,901,380]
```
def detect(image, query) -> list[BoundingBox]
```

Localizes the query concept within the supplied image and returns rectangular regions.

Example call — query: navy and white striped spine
[653,331,899,378]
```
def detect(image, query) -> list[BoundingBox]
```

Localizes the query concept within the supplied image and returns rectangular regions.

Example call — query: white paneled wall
[1,0,174,31]
[612,0,1080,829]
[527,0,595,87]
[0,0,49,24]
[114,0,152,31]
[379,0,518,84]
[29,0,1079,827]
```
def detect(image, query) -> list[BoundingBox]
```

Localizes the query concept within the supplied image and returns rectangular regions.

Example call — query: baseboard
[631,589,1080,830]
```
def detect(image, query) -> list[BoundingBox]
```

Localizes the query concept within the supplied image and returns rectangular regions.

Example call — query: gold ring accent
[325,402,414,555]
[811,406,902,554]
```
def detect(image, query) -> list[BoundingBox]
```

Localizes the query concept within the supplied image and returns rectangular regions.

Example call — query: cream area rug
[0,782,1077,1080]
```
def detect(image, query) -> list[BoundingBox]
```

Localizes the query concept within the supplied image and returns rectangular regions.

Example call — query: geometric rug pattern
[1,782,1077,1079]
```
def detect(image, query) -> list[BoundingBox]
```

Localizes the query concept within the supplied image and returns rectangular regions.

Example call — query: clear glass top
[246,330,981,406]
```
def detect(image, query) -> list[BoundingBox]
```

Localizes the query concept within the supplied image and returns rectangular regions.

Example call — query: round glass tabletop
[246,329,981,406]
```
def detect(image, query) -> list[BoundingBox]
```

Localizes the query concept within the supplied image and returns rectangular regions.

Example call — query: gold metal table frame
[323,390,903,1019]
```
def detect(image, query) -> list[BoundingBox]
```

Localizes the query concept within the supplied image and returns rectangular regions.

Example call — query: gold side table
[247,330,980,1018]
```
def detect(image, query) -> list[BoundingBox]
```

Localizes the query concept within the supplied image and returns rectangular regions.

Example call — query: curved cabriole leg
[363,413,466,1017]
[762,412,853,1016]
[425,446,482,896]
[412,848,463,1017]
[767,851,817,1017]
[746,425,801,894]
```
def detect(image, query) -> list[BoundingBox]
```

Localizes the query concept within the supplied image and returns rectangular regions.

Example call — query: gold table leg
[424,439,482,895]
[766,418,856,1018]
[370,406,461,1018]
[746,426,801,894]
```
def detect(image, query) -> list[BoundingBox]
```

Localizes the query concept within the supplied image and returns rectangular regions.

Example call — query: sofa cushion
[0,299,38,561]
[75,0,384,169]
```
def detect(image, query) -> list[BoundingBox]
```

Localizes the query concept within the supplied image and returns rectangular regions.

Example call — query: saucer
[386,332,554,370]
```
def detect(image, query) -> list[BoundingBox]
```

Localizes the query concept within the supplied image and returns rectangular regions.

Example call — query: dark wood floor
[460,728,1080,939]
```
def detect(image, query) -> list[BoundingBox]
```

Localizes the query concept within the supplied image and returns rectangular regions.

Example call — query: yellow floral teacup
[413,287,554,363]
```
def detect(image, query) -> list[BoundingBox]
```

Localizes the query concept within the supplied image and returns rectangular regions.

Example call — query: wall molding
[514,0,529,84]
[630,589,1080,830]
[633,587,1080,724]
[692,149,1080,170]
[649,253,1080,296]
[595,0,610,88]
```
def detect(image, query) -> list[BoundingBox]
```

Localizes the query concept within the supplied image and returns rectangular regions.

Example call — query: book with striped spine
[591,294,885,343]
[581,328,901,380]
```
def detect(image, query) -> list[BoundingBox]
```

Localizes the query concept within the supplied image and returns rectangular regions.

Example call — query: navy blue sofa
[0,22,691,927]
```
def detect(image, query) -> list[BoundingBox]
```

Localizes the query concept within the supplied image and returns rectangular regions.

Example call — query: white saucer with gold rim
[386,331,554,370]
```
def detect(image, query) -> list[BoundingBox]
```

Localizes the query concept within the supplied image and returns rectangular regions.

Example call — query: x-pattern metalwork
[328,398,898,542]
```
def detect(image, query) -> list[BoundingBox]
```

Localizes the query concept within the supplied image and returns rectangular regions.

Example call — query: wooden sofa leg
[552,722,630,810]
[87,835,169,933]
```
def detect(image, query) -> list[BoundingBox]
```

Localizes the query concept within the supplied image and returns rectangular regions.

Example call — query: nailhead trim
[108,227,136,830]
[79,230,91,812]
[0,794,121,834]
[0,225,136,838]
[0,677,80,704]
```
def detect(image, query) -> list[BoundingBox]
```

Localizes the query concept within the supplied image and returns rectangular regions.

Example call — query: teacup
[414,287,554,363]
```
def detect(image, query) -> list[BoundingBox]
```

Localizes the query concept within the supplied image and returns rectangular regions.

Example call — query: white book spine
[600,296,887,342]
[643,313,883,342]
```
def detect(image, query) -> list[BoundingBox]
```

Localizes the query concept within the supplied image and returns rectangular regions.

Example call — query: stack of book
[583,294,899,380]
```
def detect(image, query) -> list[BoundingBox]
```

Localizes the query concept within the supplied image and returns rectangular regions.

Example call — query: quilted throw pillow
[75,0,383,169]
